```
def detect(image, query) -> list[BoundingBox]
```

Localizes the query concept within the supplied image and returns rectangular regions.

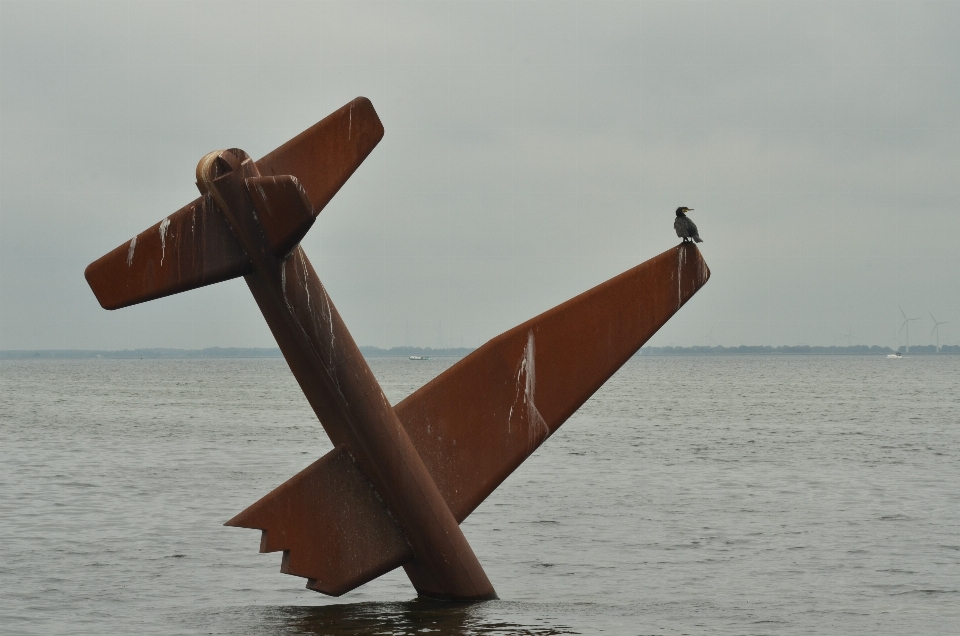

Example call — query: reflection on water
[287,601,576,635]
[225,601,577,636]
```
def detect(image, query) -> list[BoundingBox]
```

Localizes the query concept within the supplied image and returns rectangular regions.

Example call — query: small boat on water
[887,352,902,359]
[409,356,431,361]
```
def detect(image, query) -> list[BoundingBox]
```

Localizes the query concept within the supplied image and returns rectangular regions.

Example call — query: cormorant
[674,207,702,243]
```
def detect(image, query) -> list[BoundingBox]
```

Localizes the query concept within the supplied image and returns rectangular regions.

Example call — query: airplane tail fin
[245,175,317,258]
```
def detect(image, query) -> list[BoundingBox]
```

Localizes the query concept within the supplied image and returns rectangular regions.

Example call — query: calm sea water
[1,356,958,635]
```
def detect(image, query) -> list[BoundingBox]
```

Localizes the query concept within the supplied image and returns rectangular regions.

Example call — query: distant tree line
[358,346,475,357]
[0,346,476,359]
[0,347,284,359]
[638,345,959,355]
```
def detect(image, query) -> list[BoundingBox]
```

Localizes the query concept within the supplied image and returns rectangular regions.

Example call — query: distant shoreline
[639,345,958,355]
[2,344,957,359]
[0,346,474,360]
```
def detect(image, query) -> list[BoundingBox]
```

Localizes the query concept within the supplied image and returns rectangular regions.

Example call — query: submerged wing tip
[306,578,348,597]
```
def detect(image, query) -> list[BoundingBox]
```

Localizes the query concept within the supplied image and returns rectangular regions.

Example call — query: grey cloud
[1,0,957,351]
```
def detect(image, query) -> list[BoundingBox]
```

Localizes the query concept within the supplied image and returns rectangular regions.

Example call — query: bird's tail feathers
[693,237,703,243]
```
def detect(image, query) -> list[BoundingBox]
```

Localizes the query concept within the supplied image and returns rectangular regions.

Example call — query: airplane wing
[229,243,710,594]
[226,446,412,596]
[395,243,711,521]
[85,98,384,310]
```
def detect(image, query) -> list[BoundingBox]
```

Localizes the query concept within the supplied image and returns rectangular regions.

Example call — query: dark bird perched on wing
[674,207,703,243]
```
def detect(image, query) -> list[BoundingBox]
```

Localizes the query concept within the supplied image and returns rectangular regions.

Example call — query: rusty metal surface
[255,97,383,212]
[226,446,410,596]
[84,197,251,310]
[395,243,711,522]
[84,97,381,310]
[227,242,710,594]
[245,175,317,258]
[196,141,496,600]
[85,97,711,601]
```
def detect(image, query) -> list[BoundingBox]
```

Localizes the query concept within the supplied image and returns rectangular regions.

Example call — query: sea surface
[1,356,958,635]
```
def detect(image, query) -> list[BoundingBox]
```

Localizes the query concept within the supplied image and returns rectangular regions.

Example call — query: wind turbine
[840,327,854,348]
[899,306,922,354]
[930,313,949,353]
[703,326,716,347]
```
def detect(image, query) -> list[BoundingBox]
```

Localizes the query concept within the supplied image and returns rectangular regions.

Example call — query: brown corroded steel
[87,97,494,600]
[85,96,711,600]
[230,242,710,592]
[86,97,382,311]
[84,196,251,310]
[394,242,711,522]
[197,147,496,600]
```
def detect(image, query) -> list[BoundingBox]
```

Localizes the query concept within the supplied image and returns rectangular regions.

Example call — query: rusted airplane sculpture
[85,97,710,601]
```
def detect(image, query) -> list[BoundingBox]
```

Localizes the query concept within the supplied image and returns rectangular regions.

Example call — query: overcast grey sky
[1,0,958,350]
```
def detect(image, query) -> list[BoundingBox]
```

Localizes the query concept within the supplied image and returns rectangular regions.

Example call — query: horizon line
[2,344,958,360]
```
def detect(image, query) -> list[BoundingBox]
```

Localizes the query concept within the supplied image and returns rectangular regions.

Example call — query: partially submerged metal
[85,97,710,600]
